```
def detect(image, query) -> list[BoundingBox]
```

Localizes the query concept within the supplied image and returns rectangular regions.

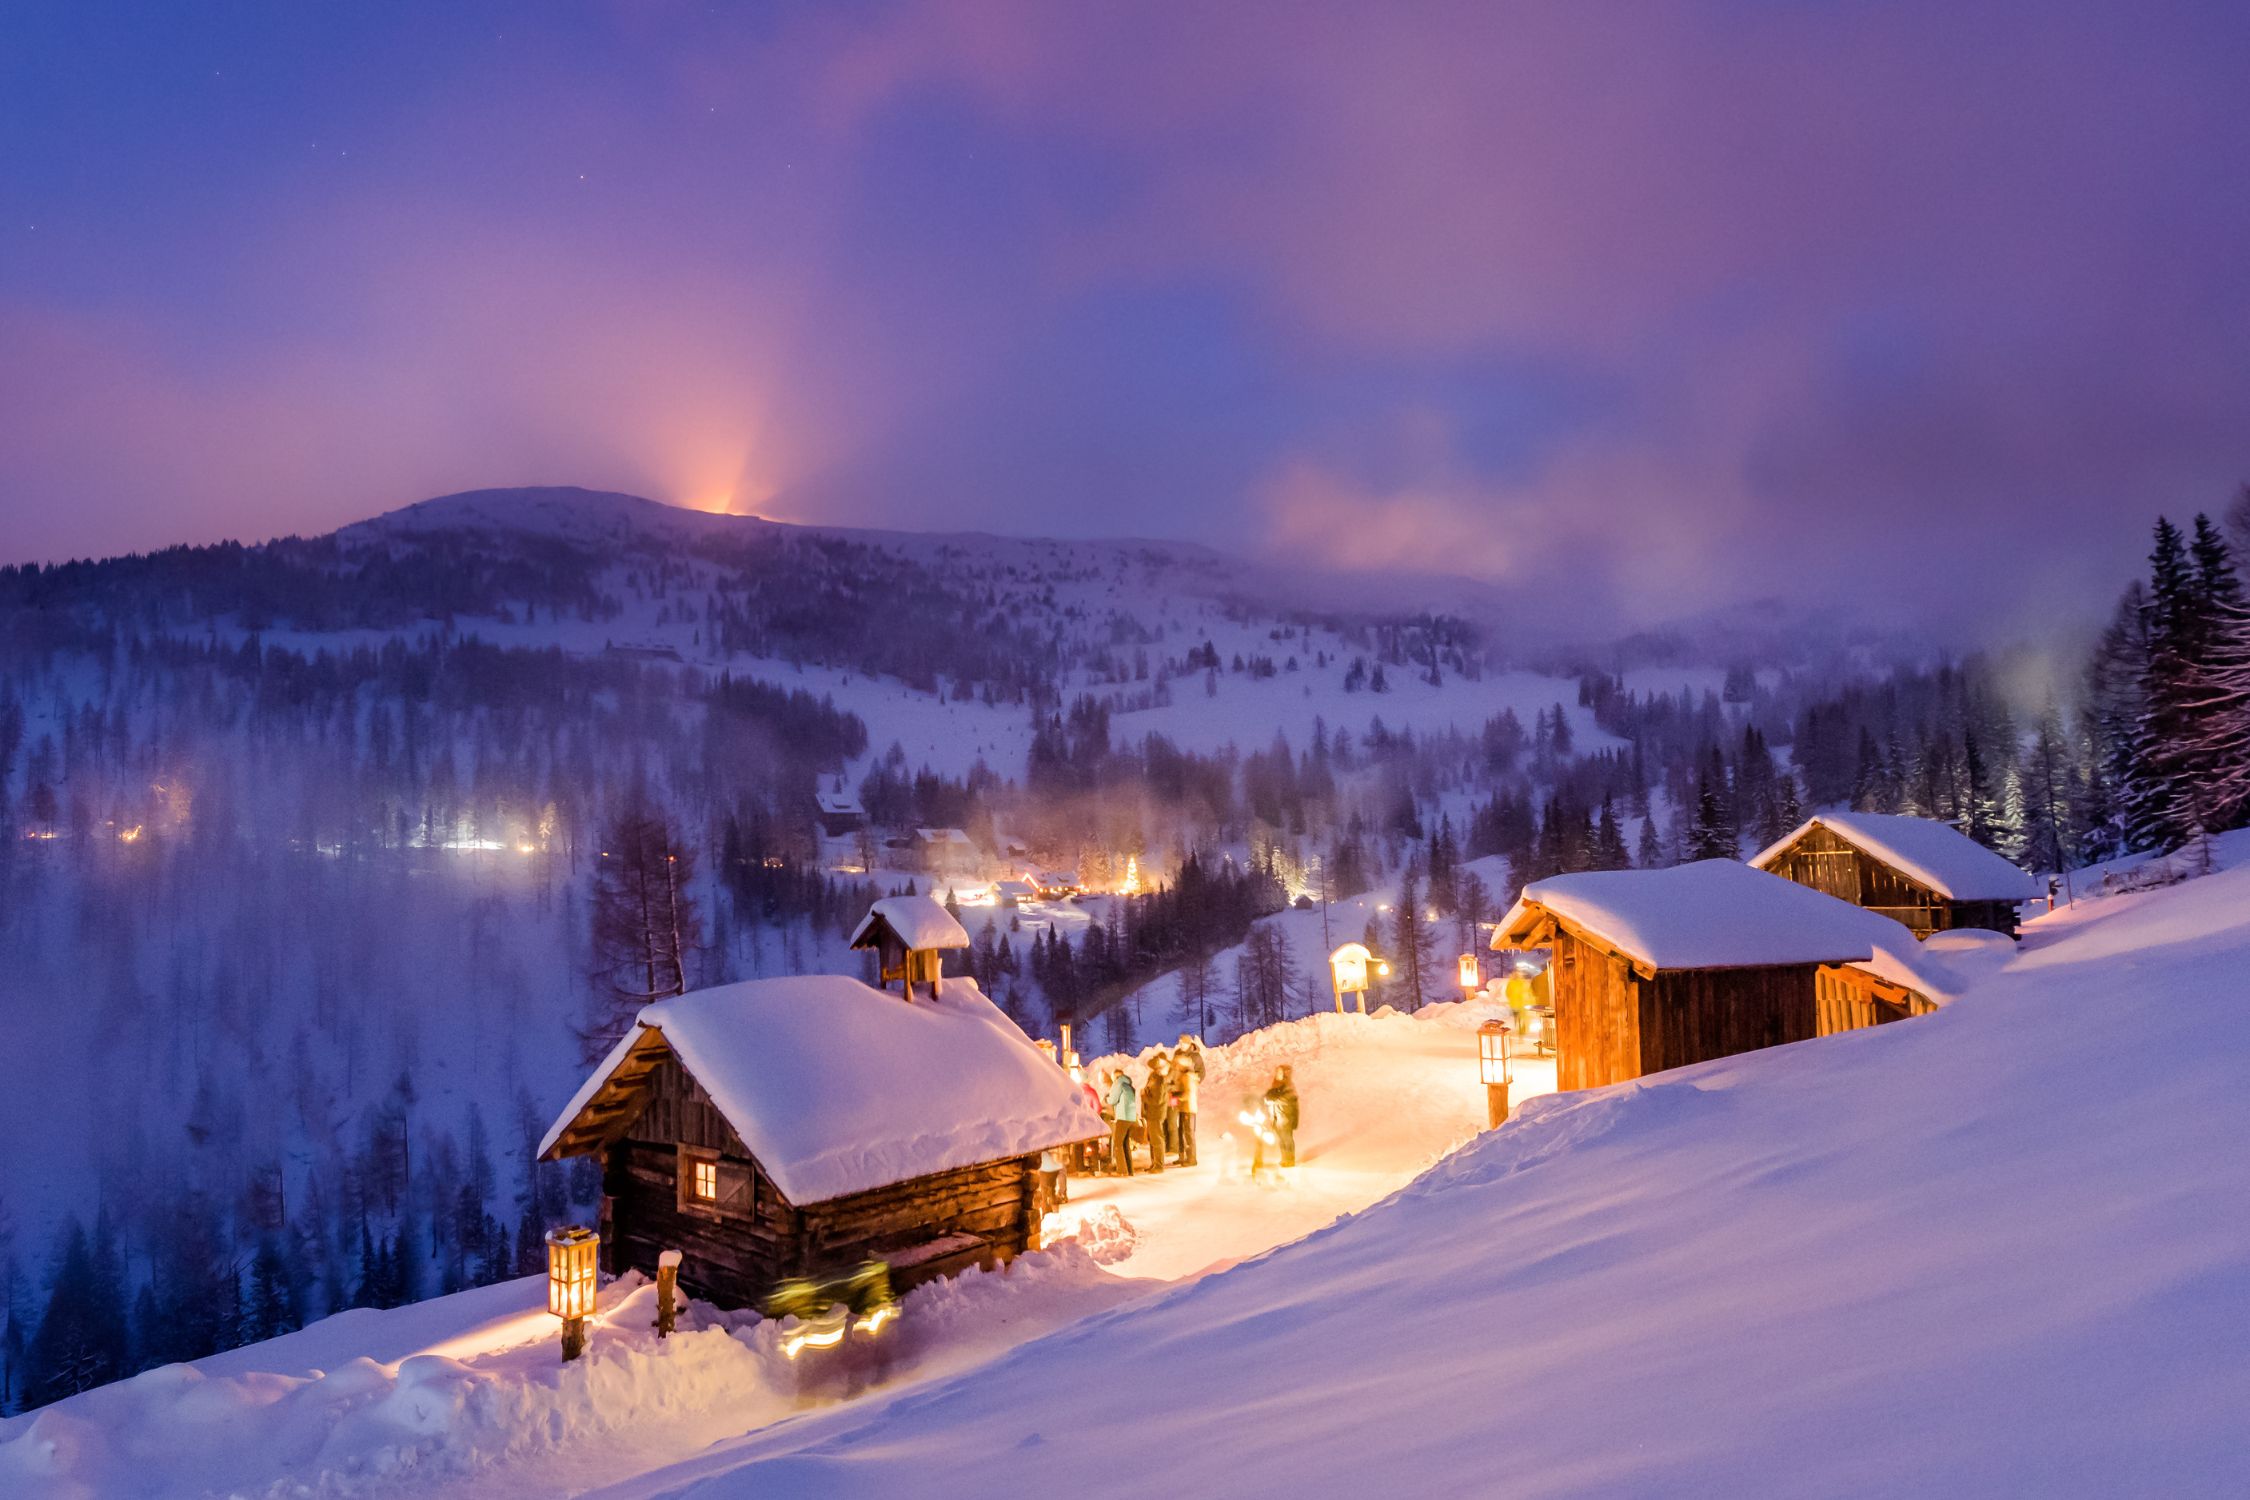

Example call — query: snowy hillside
[0,993,1529,1497]
[0,481,2038,1408]
[9,846,2249,1496]
[631,842,2250,1499]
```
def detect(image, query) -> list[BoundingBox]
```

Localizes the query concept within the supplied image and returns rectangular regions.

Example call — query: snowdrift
[640,855,2250,1498]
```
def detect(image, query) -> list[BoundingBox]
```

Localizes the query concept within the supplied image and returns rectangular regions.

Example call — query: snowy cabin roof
[538,974,1102,1204]
[1751,812,2040,903]
[1496,860,1880,972]
[816,789,864,816]
[849,894,971,952]
[915,827,975,847]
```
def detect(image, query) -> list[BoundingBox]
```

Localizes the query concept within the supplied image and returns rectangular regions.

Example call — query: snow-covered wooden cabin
[849,893,971,999]
[914,826,981,878]
[1495,860,1927,1091]
[538,972,1102,1311]
[1751,811,2038,939]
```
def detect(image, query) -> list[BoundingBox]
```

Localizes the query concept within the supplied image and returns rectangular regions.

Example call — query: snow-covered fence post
[655,1248,681,1338]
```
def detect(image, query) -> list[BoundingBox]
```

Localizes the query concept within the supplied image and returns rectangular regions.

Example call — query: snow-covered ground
[0,991,1531,1498]
[612,833,2250,1500]
[18,836,2248,1498]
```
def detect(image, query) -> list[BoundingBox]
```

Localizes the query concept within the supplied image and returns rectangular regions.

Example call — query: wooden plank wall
[1769,825,2023,938]
[1552,929,1644,1091]
[1814,965,1931,1035]
[1641,965,1819,1075]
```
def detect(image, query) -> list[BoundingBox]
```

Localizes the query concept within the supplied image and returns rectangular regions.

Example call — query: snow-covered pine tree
[2183,513,2250,830]
[2133,517,2226,851]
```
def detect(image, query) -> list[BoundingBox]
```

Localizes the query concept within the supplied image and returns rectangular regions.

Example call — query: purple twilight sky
[4,0,2248,635]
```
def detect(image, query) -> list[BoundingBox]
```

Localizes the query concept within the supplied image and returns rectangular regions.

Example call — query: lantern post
[546,1224,600,1362]
[1477,1019,1512,1129]
[1457,952,1481,996]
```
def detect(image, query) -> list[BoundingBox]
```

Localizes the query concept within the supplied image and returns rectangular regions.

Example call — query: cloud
[6,0,2249,642]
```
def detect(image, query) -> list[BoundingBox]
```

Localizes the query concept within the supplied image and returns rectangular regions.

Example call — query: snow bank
[1753,811,2041,902]
[0,1247,1146,1500]
[546,975,1101,1204]
[1500,858,1879,969]
[633,856,2250,1500]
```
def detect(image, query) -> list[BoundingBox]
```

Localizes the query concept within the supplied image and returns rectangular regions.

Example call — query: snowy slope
[610,843,2250,1499]
[0,994,1527,1498]
[12,849,2248,1495]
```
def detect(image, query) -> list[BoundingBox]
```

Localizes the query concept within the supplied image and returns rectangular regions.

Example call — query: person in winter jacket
[1140,1055,1172,1174]
[1170,1047,1200,1166]
[1104,1068,1140,1177]
[1175,1034,1208,1082]
[1261,1064,1299,1169]
[1077,1073,1104,1172]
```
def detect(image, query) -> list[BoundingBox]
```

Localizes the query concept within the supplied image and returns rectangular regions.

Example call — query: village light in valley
[1478,1019,1512,1129]
[546,1224,600,1361]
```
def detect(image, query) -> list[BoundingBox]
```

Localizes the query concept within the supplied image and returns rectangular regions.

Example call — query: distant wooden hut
[1494,860,1921,1091]
[849,893,971,999]
[1752,812,2038,939]
[538,970,1101,1311]
[914,826,980,878]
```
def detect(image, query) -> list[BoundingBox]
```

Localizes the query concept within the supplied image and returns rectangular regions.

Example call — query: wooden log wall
[596,1051,1044,1309]
[797,1155,1040,1294]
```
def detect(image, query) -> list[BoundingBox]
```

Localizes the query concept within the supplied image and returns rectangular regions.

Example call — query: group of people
[1085,1037,1301,1178]
[1093,1034,1205,1175]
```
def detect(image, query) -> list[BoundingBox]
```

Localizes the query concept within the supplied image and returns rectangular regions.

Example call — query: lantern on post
[546,1224,600,1361]
[1477,1019,1512,1129]
[1457,952,1481,994]
[1328,942,1372,1014]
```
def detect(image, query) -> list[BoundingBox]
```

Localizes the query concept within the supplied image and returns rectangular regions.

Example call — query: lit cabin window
[692,1159,718,1202]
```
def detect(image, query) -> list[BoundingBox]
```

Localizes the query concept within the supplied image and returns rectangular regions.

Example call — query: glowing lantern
[546,1224,600,1361]
[1478,1019,1512,1129]
[1328,942,1372,1013]
[1457,953,1481,993]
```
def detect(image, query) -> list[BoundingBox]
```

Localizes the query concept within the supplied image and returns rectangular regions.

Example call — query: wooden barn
[1752,811,2038,939]
[1494,859,1935,1092]
[538,969,1102,1312]
[849,893,971,999]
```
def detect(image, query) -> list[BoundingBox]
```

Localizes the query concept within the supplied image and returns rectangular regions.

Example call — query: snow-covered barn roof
[849,893,971,951]
[538,974,1101,1204]
[1751,812,2040,902]
[1496,860,1880,971]
[915,826,975,846]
